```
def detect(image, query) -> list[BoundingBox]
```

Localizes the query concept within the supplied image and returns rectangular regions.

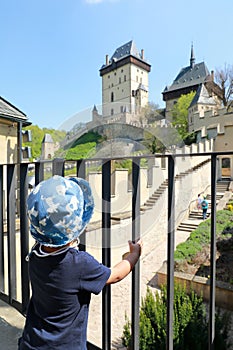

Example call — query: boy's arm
[106,240,142,285]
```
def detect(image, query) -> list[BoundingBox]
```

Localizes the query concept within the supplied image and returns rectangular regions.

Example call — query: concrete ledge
[157,261,233,310]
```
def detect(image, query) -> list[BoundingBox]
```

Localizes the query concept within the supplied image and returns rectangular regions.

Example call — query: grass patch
[174,210,233,264]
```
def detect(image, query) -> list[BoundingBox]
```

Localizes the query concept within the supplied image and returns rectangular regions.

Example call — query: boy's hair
[27,175,94,247]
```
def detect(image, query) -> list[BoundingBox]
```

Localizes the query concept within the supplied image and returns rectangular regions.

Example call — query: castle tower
[41,133,55,160]
[99,40,151,120]
[162,45,210,120]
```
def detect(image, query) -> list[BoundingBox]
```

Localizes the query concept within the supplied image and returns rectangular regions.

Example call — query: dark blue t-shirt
[19,244,111,350]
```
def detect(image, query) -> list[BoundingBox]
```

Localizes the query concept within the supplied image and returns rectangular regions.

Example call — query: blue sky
[1,0,232,129]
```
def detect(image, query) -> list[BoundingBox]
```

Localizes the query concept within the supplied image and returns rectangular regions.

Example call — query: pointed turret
[190,43,195,68]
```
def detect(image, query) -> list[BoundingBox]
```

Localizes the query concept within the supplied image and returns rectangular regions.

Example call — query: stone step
[140,205,152,212]
[145,199,157,205]
[178,222,199,228]
[176,227,195,232]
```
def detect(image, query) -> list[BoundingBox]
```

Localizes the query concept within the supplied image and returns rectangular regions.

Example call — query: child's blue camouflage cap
[27,175,94,247]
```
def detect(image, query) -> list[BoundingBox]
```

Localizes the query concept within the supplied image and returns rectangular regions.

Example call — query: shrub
[174,210,233,263]
[122,285,231,349]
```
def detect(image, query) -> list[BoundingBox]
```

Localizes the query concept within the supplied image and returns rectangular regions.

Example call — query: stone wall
[157,263,233,311]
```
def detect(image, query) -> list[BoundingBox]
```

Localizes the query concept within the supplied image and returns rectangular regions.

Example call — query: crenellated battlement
[189,107,233,139]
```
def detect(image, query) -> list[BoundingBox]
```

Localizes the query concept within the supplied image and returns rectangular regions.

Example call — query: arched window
[111,92,114,102]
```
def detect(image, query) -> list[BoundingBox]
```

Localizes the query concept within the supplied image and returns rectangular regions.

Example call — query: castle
[88,41,233,178]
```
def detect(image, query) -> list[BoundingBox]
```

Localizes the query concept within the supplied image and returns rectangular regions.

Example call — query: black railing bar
[1,149,233,170]
[102,160,111,350]
[0,165,4,291]
[2,150,232,172]
[209,154,217,350]
[19,163,30,314]
[35,162,44,185]
[76,160,87,251]
[76,159,86,179]
[131,157,141,350]
[7,164,17,304]
[167,155,175,350]
[87,341,102,350]
[131,158,141,346]
[52,158,65,176]
[0,292,9,304]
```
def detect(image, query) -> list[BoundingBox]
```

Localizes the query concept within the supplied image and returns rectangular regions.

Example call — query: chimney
[106,54,109,65]
[141,49,144,60]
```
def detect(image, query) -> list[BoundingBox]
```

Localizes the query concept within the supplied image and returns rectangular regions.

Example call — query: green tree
[171,91,196,141]
[23,125,66,160]
[122,285,231,350]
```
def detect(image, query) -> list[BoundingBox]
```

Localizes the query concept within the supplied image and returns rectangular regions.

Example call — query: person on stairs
[201,195,209,220]
[196,193,202,213]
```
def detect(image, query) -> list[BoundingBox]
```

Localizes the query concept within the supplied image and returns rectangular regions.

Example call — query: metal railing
[0,151,232,350]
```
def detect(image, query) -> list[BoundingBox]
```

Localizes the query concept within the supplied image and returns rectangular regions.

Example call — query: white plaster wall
[111,169,132,213]
[85,159,212,264]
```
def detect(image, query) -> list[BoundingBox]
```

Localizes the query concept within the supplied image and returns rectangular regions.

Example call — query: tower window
[124,75,126,81]
[119,77,121,84]
[111,108,114,115]
[121,69,124,73]
[111,92,114,102]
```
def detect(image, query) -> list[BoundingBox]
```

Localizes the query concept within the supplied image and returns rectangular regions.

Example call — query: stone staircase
[176,179,231,233]
[141,158,211,212]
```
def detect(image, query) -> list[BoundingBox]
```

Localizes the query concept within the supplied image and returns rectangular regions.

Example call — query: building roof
[189,84,217,107]
[100,40,151,75]
[42,133,54,143]
[110,40,142,62]
[164,61,210,93]
[163,46,210,95]
[0,96,31,125]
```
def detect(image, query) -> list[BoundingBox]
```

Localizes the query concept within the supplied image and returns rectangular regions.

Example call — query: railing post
[7,164,17,305]
[102,160,111,350]
[76,160,87,251]
[0,165,4,292]
[35,161,44,184]
[52,158,65,176]
[76,159,86,179]
[131,157,141,350]
[209,154,217,349]
[167,155,175,350]
[19,163,30,314]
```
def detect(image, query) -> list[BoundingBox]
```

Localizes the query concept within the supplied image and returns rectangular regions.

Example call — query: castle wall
[0,123,18,163]
[188,107,233,140]
[87,139,214,224]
